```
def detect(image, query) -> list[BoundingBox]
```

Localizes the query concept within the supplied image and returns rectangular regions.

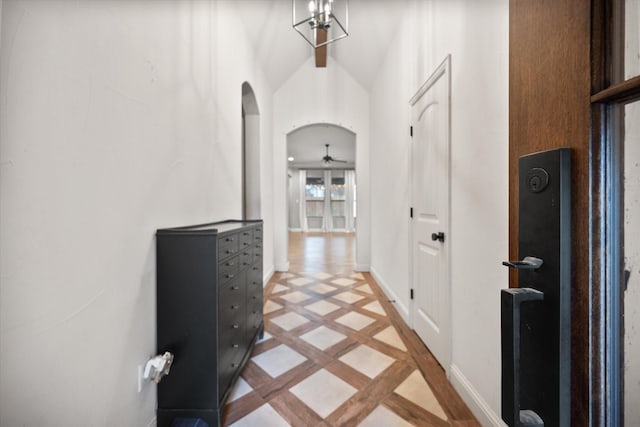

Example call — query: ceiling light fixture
[292,0,349,48]
[288,156,295,162]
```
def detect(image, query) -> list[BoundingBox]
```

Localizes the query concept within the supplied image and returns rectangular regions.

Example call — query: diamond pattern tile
[331,277,357,287]
[362,300,386,316]
[270,312,310,331]
[228,377,252,402]
[335,311,376,331]
[300,326,347,350]
[309,283,338,294]
[289,277,314,286]
[355,284,374,294]
[339,344,396,379]
[305,299,341,316]
[395,370,448,421]
[358,405,414,427]
[264,300,283,314]
[279,290,312,303]
[223,234,478,427]
[290,369,357,418]
[374,326,407,351]
[271,284,289,293]
[229,403,289,427]
[332,291,365,304]
[251,344,307,378]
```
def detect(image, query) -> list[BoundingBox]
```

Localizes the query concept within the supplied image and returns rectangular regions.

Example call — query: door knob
[431,232,445,242]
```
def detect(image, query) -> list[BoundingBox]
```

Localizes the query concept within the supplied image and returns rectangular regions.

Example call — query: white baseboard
[450,364,505,427]
[354,264,370,272]
[263,266,275,284]
[369,267,410,324]
[274,261,290,272]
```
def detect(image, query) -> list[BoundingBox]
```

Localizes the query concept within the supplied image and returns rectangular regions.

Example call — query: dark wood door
[509,1,594,425]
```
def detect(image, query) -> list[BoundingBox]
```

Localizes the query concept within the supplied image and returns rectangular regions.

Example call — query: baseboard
[369,267,410,324]
[288,228,303,232]
[450,364,505,427]
[275,261,290,272]
[354,264,370,272]
[263,266,275,284]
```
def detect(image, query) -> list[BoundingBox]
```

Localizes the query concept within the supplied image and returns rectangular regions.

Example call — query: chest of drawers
[156,220,263,427]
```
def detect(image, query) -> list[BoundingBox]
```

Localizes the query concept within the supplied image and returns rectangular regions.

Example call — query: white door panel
[410,56,451,370]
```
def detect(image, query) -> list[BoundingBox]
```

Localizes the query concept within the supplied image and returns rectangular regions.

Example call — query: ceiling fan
[322,144,347,164]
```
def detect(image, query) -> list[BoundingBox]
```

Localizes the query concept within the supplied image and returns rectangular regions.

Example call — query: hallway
[222,233,478,426]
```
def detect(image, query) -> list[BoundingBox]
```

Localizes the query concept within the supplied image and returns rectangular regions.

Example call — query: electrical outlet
[137,364,144,393]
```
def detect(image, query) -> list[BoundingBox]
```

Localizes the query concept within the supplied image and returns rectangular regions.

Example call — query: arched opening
[241,82,261,220]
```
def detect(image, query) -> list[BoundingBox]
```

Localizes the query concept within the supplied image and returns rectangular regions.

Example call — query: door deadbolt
[526,167,550,193]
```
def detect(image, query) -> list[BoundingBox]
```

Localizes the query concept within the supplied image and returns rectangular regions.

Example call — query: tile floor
[222,233,479,427]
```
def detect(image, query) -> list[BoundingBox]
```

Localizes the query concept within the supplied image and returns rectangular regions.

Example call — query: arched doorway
[242,82,260,220]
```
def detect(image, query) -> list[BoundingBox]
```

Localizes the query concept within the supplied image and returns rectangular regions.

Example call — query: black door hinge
[410,126,413,137]
[410,207,413,218]
[410,289,414,300]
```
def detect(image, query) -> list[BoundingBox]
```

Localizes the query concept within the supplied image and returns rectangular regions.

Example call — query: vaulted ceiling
[231,0,409,91]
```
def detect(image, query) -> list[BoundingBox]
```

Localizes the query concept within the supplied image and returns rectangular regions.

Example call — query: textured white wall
[369,1,509,425]
[273,57,370,271]
[0,1,273,425]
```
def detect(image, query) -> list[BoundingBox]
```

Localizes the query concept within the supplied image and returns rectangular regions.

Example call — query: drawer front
[253,243,263,263]
[219,255,240,284]
[240,248,253,269]
[239,229,253,249]
[219,233,240,260]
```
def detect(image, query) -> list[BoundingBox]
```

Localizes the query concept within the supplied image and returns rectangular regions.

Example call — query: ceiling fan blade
[331,159,348,163]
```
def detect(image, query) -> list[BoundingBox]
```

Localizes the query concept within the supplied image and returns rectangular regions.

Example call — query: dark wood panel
[509,1,592,425]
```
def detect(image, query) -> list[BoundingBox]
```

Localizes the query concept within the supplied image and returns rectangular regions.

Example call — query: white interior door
[410,56,451,370]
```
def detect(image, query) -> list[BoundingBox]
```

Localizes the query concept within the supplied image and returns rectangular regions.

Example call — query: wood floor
[222,232,479,427]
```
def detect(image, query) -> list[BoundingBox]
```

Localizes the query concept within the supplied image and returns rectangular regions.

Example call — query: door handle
[431,232,445,242]
[502,288,545,427]
[502,256,543,270]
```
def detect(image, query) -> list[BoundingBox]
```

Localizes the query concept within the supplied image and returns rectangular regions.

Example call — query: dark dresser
[155,220,264,427]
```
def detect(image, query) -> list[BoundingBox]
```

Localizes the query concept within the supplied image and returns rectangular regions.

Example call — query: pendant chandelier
[292,0,349,48]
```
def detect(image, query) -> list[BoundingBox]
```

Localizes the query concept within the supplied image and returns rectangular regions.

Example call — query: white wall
[273,57,370,271]
[369,1,509,425]
[0,1,273,425]
[624,101,640,425]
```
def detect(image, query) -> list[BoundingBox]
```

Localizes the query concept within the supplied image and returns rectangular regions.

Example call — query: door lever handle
[502,256,543,270]
[431,232,445,242]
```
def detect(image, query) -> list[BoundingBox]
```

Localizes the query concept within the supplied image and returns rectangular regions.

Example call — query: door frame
[409,55,452,374]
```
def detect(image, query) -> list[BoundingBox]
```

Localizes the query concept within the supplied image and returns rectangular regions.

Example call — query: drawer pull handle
[232,344,239,348]
[243,232,250,236]
[256,245,262,249]
[226,249,236,254]
[243,242,250,246]
[232,324,239,329]
[231,305,239,310]
[252,296,258,300]
[231,363,238,368]
[253,266,259,270]
[253,311,257,314]
[232,286,239,290]
[226,237,235,242]
[226,261,235,267]
[226,274,234,279]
